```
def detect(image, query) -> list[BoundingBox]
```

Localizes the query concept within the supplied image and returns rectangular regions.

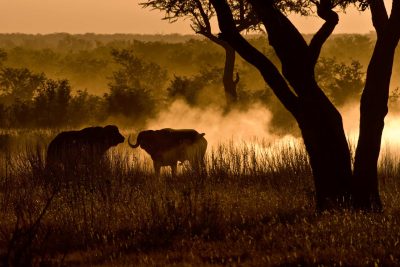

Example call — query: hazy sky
[0,0,374,34]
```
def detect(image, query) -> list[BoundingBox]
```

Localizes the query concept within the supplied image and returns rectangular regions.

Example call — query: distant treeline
[0,33,205,47]
[0,33,389,93]
[0,33,398,133]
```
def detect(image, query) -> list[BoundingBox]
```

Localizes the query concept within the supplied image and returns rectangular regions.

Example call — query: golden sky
[0,0,374,34]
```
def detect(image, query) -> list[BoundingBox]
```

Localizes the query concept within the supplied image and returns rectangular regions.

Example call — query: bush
[167,67,222,107]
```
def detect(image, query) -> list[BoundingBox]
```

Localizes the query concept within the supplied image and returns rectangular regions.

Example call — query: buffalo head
[104,125,125,147]
[128,130,154,150]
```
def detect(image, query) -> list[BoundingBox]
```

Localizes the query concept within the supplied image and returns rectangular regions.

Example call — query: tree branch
[390,0,400,26]
[309,0,339,68]
[248,0,313,94]
[234,0,260,32]
[210,0,300,116]
[193,0,212,33]
[369,0,389,35]
[386,0,400,45]
[198,30,228,47]
[236,13,261,32]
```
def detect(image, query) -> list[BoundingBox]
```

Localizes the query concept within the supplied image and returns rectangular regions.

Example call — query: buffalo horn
[127,135,140,148]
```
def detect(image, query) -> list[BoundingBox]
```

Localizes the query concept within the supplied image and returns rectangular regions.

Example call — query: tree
[105,49,167,124]
[68,90,106,126]
[9,100,33,128]
[0,68,46,104]
[109,48,167,92]
[33,79,72,127]
[141,0,260,109]
[167,66,221,106]
[352,0,400,210]
[209,0,400,210]
[315,58,364,106]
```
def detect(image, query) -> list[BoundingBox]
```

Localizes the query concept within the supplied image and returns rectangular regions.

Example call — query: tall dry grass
[0,130,400,266]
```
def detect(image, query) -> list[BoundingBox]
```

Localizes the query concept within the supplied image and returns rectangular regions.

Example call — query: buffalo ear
[128,130,147,148]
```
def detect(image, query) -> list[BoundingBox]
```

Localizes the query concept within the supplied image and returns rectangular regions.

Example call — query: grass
[1,130,400,266]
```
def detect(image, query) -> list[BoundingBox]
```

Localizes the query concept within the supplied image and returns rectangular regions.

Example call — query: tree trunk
[199,33,239,109]
[210,0,354,211]
[353,31,399,211]
[222,44,239,108]
[297,85,353,210]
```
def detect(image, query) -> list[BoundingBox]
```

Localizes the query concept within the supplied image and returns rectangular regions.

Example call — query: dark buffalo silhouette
[46,125,125,172]
[128,128,207,175]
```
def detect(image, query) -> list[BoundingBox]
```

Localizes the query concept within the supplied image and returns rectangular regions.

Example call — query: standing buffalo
[46,125,125,172]
[128,128,207,175]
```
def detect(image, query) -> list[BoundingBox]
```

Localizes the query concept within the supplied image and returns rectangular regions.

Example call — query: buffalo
[128,128,207,175]
[46,125,125,172]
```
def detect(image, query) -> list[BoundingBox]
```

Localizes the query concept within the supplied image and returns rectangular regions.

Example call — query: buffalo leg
[171,163,177,176]
[200,157,207,175]
[153,161,161,175]
[190,153,206,175]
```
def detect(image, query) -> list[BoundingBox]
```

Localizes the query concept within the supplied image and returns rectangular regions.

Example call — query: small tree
[105,49,167,124]
[0,68,45,105]
[315,58,364,106]
[33,79,71,127]
[110,48,167,91]
[167,67,221,106]
[68,90,106,126]
[9,100,33,128]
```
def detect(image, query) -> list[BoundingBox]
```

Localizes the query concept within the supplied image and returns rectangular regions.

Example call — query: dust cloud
[144,100,400,154]
[340,102,400,155]
[145,100,286,147]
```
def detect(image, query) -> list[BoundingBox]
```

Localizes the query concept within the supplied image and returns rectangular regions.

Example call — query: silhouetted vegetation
[315,58,365,106]
[0,33,396,93]
[0,73,105,128]
[141,0,261,108]
[0,47,169,128]
[104,48,167,125]
[0,34,388,133]
[167,67,223,106]
[1,134,400,265]
[0,33,399,265]
[0,67,45,104]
